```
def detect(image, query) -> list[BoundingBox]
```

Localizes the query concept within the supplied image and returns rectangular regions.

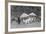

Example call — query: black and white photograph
[8,2,44,32]
[11,6,41,28]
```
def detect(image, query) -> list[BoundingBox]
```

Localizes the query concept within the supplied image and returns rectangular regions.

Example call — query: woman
[18,16,20,24]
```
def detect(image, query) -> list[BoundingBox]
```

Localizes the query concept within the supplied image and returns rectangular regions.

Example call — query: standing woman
[18,16,20,24]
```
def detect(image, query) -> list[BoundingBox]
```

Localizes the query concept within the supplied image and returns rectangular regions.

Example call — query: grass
[11,21,41,28]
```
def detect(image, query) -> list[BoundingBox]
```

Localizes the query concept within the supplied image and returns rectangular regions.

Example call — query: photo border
[5,1,45,33]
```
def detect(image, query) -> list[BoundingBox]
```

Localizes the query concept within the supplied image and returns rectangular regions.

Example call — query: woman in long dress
[18,16,20,24]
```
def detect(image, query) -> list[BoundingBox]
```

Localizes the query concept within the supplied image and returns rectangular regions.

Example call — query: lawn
[11,21,41,28]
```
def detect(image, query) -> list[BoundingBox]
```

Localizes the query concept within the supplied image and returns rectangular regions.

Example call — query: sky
[11,5,41,17]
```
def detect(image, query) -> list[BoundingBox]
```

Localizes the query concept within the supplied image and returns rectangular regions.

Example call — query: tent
[20,13,29,18]
[29,12,37,16]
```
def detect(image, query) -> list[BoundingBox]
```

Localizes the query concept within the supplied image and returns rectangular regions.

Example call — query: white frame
[8,2,44,32]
